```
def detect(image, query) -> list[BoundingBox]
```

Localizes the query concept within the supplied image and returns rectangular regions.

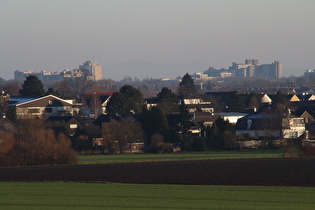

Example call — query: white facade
[79,60,102,81]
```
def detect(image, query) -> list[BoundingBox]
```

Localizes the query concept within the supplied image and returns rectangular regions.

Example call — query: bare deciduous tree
[0,120,78,166]
[103,117,143,153]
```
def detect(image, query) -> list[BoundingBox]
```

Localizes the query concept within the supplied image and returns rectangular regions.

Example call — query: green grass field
[79,150,283,164]
[0,182,314,209]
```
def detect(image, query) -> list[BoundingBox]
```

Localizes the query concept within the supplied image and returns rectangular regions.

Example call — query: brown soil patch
[0,157,315,186]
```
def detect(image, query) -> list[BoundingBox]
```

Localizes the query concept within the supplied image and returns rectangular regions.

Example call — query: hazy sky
[1,0,315,80]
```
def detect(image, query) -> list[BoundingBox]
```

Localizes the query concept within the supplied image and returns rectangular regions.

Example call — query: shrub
[0,122,78,166]
[191,137,207,151]
[147,133,164,153]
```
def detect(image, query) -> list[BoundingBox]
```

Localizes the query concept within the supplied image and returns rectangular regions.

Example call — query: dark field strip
[0,157,315,186]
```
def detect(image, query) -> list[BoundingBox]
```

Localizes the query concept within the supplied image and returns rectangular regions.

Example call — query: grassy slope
[79,150,283,164]
[0,182,314,210]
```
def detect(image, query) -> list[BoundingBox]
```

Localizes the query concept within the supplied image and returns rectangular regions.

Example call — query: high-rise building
[254,61,281,79]
[201,59,282,80]
[79,60,102,81]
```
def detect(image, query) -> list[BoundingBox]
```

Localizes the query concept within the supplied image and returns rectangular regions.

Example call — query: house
[298,111,315,124]
[260,94,272,104]
[235,112,305,139]
[181,96,215,113]
[145,97,158,110]
[192,112,220,127]
[6,95,78,119]
[167,113,206,137]
[46,115,86,136]
[215,112,248,125]
[298,94,315,101]
[287,94,301,102]
[205,91,271,112]
[81,91,114,116]
[93,114,144,153]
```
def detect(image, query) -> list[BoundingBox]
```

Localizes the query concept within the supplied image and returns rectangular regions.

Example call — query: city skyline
[1,0,315,80]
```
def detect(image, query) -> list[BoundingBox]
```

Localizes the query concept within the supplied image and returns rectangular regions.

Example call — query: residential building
[46,115,86,136]
[79,60,102,81]
[254,61,282,78]
[235,112,305,139]
[81,91,114,116]
[5,95,79,119]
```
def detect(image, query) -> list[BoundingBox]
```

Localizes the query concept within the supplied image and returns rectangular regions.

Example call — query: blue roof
[9,96,40,106]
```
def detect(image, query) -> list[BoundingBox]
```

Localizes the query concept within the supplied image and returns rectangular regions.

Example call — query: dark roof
[297,94,313,101]
[205,91,236,98]
[295,105,315,118]
[235,112,281,130]
[47,115,85,125]
[93,114,140,127]
[186,104,214,109]
[193,112,219,123]
[145,97,158,104]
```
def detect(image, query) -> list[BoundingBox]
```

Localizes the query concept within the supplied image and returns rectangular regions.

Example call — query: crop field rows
[1,157,315,186]
[1,182,315,210]
[1,152,315,209]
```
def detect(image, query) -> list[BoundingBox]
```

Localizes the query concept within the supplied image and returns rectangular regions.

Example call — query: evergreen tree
[156,87,178,114]
[157,87,178,104]
[46,87,60,96]
[177,100,193,150]
[178,73,197,96]
[19,75,45,97]
[119,85,144,113]
[106,85,144,114]
[206,117,236,150]
[178,100,191,135]
[106,92,127,114]
[140,106,168,145]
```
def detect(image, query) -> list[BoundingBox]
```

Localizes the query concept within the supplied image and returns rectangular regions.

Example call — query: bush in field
[148,133,164,153]
[191,137,207,151]
[147,133,173,153]
[0,120,78,166]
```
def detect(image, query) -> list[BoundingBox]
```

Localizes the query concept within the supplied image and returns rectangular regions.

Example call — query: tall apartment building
[79,60,102,81]
[254,61,282,78]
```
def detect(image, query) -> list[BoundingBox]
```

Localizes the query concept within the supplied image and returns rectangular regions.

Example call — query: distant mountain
[104,61,209,81]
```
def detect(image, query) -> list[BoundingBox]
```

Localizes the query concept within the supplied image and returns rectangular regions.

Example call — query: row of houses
[1,90,315,151]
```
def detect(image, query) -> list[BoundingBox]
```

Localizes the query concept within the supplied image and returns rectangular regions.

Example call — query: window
[292,119,304,127]
[48,100,53,105]
[70,124,78,129]
[44,108,52,113]
[28,108,40,114]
